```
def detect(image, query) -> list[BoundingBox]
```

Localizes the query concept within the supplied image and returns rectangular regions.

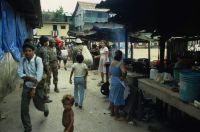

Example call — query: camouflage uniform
[47,46,59,92]
[37,47,50,97]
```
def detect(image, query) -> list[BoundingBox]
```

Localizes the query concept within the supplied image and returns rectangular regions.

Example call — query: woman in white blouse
[95,40,109,84]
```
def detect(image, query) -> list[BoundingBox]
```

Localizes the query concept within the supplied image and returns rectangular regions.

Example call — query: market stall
[138,78,200,120]
[124,72,148,119]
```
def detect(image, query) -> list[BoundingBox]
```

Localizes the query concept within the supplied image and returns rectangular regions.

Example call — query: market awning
[84,23,125,41]
[97,0,200,38]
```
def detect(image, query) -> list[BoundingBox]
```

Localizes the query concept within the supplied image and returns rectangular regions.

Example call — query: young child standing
[69,54,88,109]
[62,94,74,132]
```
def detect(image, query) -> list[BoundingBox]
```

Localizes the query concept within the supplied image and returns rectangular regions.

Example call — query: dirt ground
[0,61,153,132]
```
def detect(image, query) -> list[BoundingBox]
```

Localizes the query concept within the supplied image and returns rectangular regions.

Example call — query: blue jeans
[74,77,85,106]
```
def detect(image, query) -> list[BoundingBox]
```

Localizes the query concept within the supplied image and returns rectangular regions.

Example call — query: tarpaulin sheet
[0,3,5,60]
[16,14,29,52]
[1,0,21,61]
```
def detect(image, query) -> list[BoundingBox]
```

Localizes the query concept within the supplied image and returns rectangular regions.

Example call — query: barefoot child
[62,94,74,132]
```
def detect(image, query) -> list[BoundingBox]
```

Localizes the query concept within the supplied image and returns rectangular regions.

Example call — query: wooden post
[159,37,166,72]
[118,41,120,50]
[131,43,133,59]
[148,41,151,63]
[125,28,128,58]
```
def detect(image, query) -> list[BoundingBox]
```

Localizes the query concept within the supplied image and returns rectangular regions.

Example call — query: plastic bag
[163,72,173,81]
[82,46,93,66]
[61,49,68,59]
[120,79,130,100]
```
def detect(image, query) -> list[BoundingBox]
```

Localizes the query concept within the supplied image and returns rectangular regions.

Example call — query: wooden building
[69,1,109,36]
[35,21,69,38]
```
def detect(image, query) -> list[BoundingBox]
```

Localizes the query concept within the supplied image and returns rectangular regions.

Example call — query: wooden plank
[127,72,148,78]
[138,78,200,120]
[127,72,148,89]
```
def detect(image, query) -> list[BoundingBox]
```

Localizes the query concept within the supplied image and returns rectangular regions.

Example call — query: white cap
[75,38,82,43]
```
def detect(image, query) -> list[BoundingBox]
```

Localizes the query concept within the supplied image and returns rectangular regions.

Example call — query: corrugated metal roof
[77,1,96,9]
[43,22,69,24]
[72,1,109,18]
[84,8,110,12]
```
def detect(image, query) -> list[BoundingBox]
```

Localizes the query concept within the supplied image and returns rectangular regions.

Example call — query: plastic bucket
[179,70,200,102]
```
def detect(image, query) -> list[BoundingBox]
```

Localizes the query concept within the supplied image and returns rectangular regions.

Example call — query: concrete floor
[0,61,151,132]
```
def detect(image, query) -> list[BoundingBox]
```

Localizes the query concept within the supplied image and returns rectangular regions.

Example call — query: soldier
[47,38,60,93]
[37,36,52,103]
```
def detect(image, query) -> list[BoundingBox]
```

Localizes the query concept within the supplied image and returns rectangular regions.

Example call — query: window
[188,40,200,51]
[98,12,102,18]
[53,25,57,31]
[86,11,92,17]
[61,25,66,29]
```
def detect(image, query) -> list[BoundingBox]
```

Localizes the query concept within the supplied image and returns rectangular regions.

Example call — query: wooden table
[127,72,148,77]
[123,72,148,117]
[138,78,200,120]
[127,72,148,88]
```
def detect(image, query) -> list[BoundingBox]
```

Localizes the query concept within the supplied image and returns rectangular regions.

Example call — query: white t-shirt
[100,47,109,62]
[72,63,88,77]
[100,47,108,56]
[61,49,68,58]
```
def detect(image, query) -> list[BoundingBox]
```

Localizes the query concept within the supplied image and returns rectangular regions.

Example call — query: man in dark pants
[18,42,49,132]
[48,38,60,92]
[37,36,52,103]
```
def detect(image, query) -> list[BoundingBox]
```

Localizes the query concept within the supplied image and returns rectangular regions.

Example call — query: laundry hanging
[16,14,29,53]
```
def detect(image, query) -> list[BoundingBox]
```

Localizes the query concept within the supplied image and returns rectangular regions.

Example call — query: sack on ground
[82,46,93,66]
